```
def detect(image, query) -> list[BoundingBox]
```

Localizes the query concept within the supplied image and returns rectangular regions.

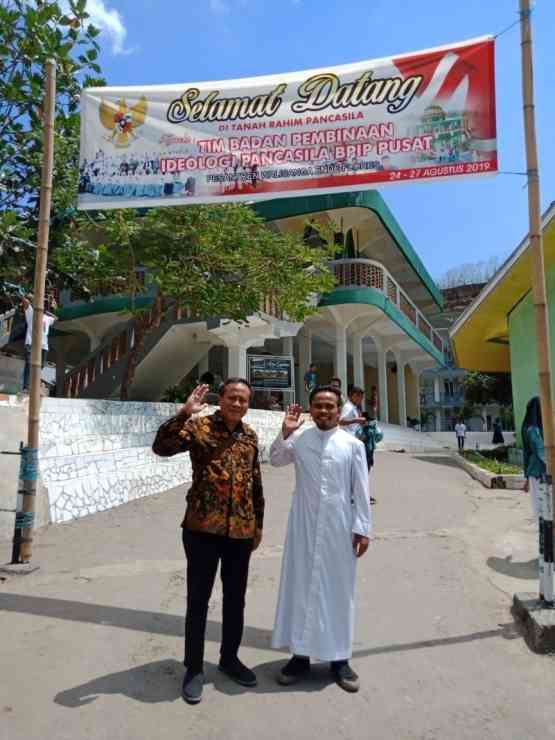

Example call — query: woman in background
[522,396,546,517]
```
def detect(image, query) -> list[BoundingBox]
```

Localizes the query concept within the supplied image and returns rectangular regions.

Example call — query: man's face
[219,383,251,426]
[330,380,341,390]
[350,392,363,407]
[310,391,340,431]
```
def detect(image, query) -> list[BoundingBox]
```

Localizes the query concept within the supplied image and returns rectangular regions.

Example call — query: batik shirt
[152,411,264,539]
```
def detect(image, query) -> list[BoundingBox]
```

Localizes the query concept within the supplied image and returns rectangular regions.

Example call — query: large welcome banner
[78,36,497,210]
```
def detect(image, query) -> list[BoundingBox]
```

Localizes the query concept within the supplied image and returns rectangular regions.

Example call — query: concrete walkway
[1,452,554,740]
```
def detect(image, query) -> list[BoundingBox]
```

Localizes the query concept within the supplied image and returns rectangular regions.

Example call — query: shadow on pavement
[1,592,521,663]
[55,659,184,706]
[54,658,334,708]
[487,555,538,580]
[411,455,461,470]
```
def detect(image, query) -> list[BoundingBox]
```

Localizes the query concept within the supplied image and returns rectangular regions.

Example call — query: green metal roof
[57,294,154,322]
[254,190,443,310]
[319,287,445,365]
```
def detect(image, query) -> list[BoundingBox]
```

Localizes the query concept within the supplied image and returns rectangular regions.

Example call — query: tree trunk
[119,293,163,401]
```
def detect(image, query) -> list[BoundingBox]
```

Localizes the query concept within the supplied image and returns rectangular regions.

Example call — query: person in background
[329,377,343,404]
[492,417,505,445]
[522,396,545,518]
[152,379,264,705]
[455,418,467,452]
[303,363,317,395]
[339,385,366,436]
[269,391,283,411]
[369,385,378,420]
[21,294,57,393]
[356,412,383,505]
[198,370,215,389]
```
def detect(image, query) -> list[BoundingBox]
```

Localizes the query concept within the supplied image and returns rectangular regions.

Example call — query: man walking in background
[339,385,366,436]
[152,379,264,704]
[455,418,467,452]
[269,386,371,692]
[21,294,57,393]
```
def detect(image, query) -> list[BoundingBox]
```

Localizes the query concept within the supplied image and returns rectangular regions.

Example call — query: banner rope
[495,12,527,40]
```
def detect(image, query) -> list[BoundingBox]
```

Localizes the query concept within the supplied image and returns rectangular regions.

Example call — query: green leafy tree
[462,371,513,407]
[0,0,104,303]
[53,205,337,399]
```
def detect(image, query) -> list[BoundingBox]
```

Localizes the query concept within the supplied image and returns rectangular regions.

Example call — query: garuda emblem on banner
[99,96,148,147]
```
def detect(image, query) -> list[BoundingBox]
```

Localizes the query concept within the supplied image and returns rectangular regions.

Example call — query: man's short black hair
[309,384,342,407]
[219,377,252,396]
[349,385,364,396]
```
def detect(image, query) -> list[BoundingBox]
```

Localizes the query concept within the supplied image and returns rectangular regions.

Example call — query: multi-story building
[2,190,445,424]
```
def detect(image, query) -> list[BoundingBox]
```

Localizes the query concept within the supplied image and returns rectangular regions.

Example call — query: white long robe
[269,425,371,661]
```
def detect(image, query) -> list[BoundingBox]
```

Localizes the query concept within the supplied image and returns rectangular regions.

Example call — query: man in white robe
[269,385,371,692]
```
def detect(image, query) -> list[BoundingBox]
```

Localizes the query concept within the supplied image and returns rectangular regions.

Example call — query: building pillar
[433,376,441,403]
[55,343,67,398]
[282,336,294,356]
[297,328,312,408]
[435,408,442,432]
[377,345,389,424]
[333,323,348,394]
[227,343,247,379]
[397,359,407,427]
[352,332,365,389]
[414,370,422,427]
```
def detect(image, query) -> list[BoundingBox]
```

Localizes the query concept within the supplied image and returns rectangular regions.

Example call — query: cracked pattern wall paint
[40,398,284,524]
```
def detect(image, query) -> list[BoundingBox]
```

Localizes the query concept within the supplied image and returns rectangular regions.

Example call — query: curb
[452,453,525,490]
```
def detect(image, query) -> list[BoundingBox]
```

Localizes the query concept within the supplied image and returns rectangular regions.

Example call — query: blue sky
[88,0,555,282]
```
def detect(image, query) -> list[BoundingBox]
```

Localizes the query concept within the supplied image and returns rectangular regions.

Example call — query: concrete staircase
[377,422,447,452]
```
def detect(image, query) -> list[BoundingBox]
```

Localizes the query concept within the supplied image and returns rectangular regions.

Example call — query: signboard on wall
[248,355,294,390]
[78,36,497,210]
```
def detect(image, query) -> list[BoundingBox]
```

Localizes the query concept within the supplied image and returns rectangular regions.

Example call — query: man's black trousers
[182,528,253,673]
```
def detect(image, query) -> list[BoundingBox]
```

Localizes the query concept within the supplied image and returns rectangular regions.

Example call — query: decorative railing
[62,294,284,398]
[62,301,187,398]
[329,259,444,355]
[0,308,17,348]
[421,391,466,408]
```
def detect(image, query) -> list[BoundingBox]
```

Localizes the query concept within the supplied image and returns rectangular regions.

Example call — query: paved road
[1,452,554,740]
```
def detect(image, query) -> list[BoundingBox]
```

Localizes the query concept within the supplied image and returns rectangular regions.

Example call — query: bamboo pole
[18,60,56,563]
[519,0,555,602]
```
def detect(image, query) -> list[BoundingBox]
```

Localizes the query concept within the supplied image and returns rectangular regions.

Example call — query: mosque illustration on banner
[410,104,473,164]
[99,96,148,148]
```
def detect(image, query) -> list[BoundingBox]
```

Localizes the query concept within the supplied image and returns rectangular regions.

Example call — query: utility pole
[519,0,554,604]
[13,60,56,563]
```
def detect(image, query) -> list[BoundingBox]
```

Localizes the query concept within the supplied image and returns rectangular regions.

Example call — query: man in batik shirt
[152,378,264,704]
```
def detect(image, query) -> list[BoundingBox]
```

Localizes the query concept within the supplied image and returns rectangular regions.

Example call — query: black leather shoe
[182,670,204,704]
[277,655,311,686]
[331,661,360,693]
[218,657,257,687]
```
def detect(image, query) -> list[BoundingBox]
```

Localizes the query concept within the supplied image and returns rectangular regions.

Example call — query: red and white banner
[78,36,497,210]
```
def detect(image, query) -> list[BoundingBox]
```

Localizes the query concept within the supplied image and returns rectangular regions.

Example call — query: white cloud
[86,0,128,54]
[60,0,129,55]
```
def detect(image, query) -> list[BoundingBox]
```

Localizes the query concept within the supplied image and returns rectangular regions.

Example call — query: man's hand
[180,384,210,418]
[352,533,370,558]
[282,404,304,439]
[253,528,262,551]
